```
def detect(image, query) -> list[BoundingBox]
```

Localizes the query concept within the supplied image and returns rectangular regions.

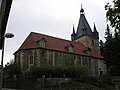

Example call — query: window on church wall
[92,40,94,45]
[65,54,74,66]
[59,53,63,66]
[41,49,46,57]
[82,56,85,65]
[47,52,52,65]
[86,57,90,67]
[49,59,53,65]
[48,52,53,65]
[40,49,47,65]
[30,55,34,64]
[62,54,67,65]
[88,57,91,68]
[47,54,52,65]
[54,53,59,66]
[94,59,98,75]
[77,56,81,65]
[15,54,20,65]
[61,53,65,65]
[54,53,63,66]
[40,49,47,58]
[28,52,34,66]
[82,56,88,66]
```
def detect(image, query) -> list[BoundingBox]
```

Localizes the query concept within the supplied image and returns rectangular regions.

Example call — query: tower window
[92,40,94,45]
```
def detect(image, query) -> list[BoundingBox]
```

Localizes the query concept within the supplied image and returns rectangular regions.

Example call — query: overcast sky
[0,0,112,65]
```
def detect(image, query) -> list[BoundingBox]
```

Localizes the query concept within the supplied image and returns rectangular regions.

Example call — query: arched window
[30,55,33,65]
[92,40,94,45]
[28,52,34,66]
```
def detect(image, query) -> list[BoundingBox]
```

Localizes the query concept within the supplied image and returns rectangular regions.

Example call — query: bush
[24,65,91,79]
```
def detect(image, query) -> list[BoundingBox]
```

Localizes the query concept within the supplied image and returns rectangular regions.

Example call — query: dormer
[83,47,91,55]
[37,37,46,48]
[65,44,74,53]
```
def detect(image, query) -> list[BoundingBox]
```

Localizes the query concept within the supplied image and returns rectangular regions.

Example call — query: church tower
[71,7,100,53]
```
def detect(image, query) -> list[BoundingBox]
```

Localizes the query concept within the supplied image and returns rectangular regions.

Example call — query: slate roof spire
[72,24,75,34]
[80,4,84,14]
[71,24,76,41]
[93,23,97,32]
[93,23,99,38]
[76,6,93,39]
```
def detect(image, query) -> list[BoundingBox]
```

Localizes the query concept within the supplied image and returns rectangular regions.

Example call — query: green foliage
[25,65,91,79]
[105,0,120,31]
[97,74,115,89]
[25,65,52,79]
[103,18,120,76]
[3,59,21,79]
[100,40,104,56]
[112,76,120,85]
[104,36,120,76]
[65,54,74,66]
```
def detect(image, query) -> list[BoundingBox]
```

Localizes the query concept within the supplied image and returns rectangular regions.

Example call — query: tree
[104,25,120,75]
[3,59,22,79]
[25,65,91,78]
[65,54,74,66]
[105,0,120,31]
[104,0,120,76]
[100,40,105,56]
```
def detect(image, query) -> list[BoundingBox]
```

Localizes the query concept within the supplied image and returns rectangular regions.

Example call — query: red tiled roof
[18,32,103,59]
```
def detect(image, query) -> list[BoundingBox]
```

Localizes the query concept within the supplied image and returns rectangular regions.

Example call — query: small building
[14,7,107,76]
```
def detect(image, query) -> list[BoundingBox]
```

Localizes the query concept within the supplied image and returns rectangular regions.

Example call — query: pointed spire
[80,4,84,14]
[72,24,75,34]
[93,23,99,38]
[93,22,98,32]
[71,24,76,41]
[81,3,82,8]
[76,6,92,38]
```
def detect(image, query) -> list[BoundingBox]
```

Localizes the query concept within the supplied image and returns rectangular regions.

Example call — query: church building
[14,7,107,76]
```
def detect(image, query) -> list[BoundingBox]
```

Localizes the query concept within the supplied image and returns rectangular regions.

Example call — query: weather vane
[81,3,83,8]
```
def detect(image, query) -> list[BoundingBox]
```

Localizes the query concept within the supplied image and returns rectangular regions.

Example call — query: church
[14,7,107,76]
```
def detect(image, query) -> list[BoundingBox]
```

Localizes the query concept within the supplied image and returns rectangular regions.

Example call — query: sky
[0,0,112,65]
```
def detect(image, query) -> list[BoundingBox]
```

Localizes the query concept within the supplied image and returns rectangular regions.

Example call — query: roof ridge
[31,32,84,45]
[18,32,35,50]
[16,32,102,58]
[31,32,70,42]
